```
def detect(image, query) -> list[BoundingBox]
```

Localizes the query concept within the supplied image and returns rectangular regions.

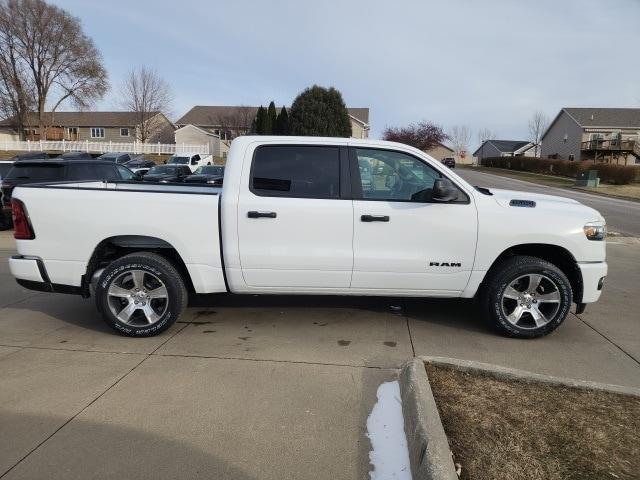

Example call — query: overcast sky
[52,0,640,147]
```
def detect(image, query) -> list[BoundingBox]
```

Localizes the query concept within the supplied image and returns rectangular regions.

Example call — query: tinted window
[148,165,177,174]
[252,146,340,199]
[66,164,119,181]
[116,165,136,180]
[168,156,189,165]
[355,148,450,202]
[6,165,64,180]
[0,164,13,178]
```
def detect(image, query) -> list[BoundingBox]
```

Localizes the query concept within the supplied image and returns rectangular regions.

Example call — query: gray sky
[52,0,640,147]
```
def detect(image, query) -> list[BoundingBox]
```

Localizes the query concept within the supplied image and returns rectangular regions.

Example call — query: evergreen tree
[275,106,289,135]
[267,101,277,134]
[288,85,352,137]
[255,106,266,134]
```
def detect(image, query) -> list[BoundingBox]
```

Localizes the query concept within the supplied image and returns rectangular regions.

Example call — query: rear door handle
[247,211,277,219]
[361,215,389,222]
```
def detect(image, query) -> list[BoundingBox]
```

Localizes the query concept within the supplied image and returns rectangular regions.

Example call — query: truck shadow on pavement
[0,412,260,480]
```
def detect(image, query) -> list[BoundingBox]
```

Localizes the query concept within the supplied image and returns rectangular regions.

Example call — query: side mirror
[432,178,458,202]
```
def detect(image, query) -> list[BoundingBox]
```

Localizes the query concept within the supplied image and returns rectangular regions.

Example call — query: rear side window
[6,165,64,180]
[66,164,120,181]
[251,145,340,199]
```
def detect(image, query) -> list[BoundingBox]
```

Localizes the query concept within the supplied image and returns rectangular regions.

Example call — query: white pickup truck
[8,136,607,338]
[167,152,213,172]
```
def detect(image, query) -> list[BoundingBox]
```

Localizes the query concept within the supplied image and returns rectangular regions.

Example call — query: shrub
[480,156,640,185]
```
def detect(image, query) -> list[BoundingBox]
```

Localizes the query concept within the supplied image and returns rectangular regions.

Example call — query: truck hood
[489,188,603,220]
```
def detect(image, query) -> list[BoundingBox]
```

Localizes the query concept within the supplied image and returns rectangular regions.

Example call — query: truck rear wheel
[482,255,572,338]
[95,252,187,337]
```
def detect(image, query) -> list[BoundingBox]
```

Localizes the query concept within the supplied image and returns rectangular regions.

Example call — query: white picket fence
[0,140,210,155]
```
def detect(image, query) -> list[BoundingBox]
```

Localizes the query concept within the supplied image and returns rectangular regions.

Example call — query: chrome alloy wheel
[107,270,168,326]
[500,274,561,329]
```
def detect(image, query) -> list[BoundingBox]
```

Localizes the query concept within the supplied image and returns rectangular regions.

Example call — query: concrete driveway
[1,231,639,479]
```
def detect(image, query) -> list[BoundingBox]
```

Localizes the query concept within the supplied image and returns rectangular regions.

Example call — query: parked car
[7,151,49,161]
[441,157,456,168]
[123,158,156,177]
[1,159,138,216]
[58,151,93,160]
[183,165,225,185]
[0,160,15,230]
[142,164,192,183]
[166,153,213,172]
[98,152,143,164]
[8,136,607,339]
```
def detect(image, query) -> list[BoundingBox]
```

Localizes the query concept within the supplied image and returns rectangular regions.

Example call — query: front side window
[355,148,445,202]
[251,145,340,199]
[116,165,136,180]
[91,127,105,138]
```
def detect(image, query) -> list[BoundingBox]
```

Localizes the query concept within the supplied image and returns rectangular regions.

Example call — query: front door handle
[361,215,389,222]
[248,211,277,219]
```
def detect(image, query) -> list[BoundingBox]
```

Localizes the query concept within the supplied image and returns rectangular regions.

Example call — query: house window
[90,127,105,138]
[568,154,575,161]
[120,128,130,137]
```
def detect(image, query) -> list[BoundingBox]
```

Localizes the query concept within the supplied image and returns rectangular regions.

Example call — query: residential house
[541,107,640,165]
[473,140,537,162]
[174,105,371,158]
[0,111,175,144]
[424,142,455,161]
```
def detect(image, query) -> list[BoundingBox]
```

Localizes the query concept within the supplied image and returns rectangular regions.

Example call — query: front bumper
[578,261,607,303]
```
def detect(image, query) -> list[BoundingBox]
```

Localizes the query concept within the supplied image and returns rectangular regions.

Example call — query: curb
[399,357,640,479]
[398,359,458,480]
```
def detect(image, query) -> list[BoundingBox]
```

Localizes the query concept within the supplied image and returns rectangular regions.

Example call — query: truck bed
[11,181,227,294]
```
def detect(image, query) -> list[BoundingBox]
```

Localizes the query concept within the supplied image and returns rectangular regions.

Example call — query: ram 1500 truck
[8,136,607,338]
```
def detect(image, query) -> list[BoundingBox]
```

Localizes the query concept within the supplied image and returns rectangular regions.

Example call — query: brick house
[0,111,175,143]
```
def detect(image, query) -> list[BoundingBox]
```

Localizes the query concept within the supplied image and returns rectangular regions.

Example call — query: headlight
[584,221,606,241]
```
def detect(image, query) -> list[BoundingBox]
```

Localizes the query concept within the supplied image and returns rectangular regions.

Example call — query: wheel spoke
[537,291,560,303]
[529,305,548,327]
[503,286,521,300]
[116,302,137,323]
[507,305,526,325]
[527,274,543,293]
[107,285,132,298]
[130,270,145,289]
[142,304,160,324]
[148,285,168,299]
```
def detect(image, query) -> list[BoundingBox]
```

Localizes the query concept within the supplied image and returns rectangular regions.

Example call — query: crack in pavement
[573,313,640,367]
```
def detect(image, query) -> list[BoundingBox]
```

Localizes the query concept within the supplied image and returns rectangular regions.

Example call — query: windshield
[147,165,177,175]
[194,166,224,175]
[168,156,189,165]
[6,165,64,180]
[98,154,117,162]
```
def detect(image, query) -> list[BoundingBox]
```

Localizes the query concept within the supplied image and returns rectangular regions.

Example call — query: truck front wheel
[482,256,572,338]
[95,252,187,337]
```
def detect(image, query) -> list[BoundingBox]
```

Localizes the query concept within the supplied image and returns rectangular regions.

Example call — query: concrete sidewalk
[1,231,639,479]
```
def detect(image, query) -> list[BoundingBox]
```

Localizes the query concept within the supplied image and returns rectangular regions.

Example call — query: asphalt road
[455,168,640,236]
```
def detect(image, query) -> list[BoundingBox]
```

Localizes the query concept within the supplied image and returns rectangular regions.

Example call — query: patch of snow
[366,381,412,480]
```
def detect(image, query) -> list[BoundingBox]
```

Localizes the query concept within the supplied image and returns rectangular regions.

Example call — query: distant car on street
[183,165,225,185]
[142,164,192,183]
[441,157,456,168]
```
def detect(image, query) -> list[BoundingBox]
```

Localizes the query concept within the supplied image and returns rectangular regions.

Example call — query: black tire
[95,252,187,337]
[481,255,572,338]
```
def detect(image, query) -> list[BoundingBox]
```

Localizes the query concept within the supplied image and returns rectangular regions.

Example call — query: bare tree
[382,121,448,151]
[0,0,108,137]
[528,111,549,157]
[119,66,172,143]
[448,125,472,159]
[215,106,255,140]
[477,127,497,146]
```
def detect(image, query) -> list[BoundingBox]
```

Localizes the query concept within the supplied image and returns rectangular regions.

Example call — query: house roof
[0,111,163,128]
[472,140,533,156]
[176,105,369,127]
[174,123,220,138]
[563,108,640,129]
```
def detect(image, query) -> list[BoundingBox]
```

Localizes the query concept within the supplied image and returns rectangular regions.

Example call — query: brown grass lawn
[426,363,640,480]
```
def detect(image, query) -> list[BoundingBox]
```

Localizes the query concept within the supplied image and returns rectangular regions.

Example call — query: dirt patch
[426,363,640,480]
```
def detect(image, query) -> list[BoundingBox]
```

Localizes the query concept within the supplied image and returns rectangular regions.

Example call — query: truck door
[350,147,477,293]
[237,144,353,288]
